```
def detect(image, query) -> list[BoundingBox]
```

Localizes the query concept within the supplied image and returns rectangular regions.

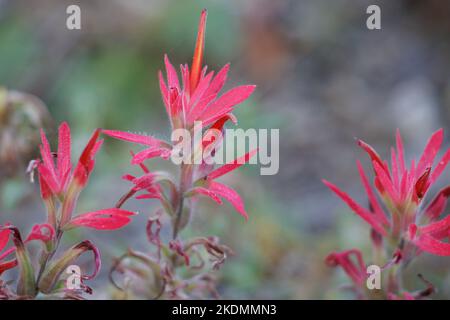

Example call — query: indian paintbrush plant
[323,129,450,299]
[105,9,257,299]
[0,8,256,300]
[1,122,136,299]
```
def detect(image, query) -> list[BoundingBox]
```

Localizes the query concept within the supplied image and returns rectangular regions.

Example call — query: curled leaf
[38,240,100,294]
[169,240,190,266]
[25,224,54,244]
[146,211,163,260]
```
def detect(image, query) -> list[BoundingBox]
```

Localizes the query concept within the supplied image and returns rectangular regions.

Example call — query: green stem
[172,164,193,239]
[35,227,63,290]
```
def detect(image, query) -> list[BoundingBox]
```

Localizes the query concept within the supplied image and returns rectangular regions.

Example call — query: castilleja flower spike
[323,129,450,299]
[0,122,141,299]
[105,10,257,299]
[103,9,257,222]
[160,9,255,129]
[102,9,256,166]
[323,129,450,256]
[0,122,138,299]
[34,122,137,231]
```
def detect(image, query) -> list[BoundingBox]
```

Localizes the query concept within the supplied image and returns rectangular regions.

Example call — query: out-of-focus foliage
[0,87,50,176]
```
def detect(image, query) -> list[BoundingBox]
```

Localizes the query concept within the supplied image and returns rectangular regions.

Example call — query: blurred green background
[1,0,450,299]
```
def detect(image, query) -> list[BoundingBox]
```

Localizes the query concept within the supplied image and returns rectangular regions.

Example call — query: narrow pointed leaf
[102,130,165,147]
[190,9,207,92]
[208,181,248,220]
[207,149,258,180]
[322,180,387,236]
[417,129,443,175]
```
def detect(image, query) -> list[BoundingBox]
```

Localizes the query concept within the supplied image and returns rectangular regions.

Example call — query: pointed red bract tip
[79,129,101,166]
[190,9,208,93]
[415,167,431,199]
[324,249,366,286]
[357,139,385,170]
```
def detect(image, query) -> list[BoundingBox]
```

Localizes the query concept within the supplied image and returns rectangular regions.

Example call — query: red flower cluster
[0,122,137,299]
[1,8,256,300]
[323,129,450,298]
[35,122,136,231]
[159,10,255,130]
[103,9,257,222]
[105,9,257,299]
[324,129,450,256]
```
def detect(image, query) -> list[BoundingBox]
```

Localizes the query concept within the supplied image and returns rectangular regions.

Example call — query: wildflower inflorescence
[1,123,136,299]
[105,9,257,299]
[0,9,256,300]
[324,129,450,299]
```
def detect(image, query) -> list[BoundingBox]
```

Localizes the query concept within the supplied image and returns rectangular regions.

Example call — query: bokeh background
[1,0,450,299]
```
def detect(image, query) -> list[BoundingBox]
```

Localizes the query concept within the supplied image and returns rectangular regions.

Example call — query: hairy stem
[35,229,63,289]
[172,164,193,239]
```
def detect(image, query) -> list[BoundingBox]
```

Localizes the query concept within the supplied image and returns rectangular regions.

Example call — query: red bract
[36,122,103,196]
[408,216,450,256]
[0,224,17,275]
[35,122,136,231]
[0,225,10,252]
[325,249,367,287]
[24,224,54,243]
[64,209,137,231]
[190,149,258,220]
[37,122,71,196]
[0,223,55,276]
[323,129,450,256]
[101,130,172,165]
[160,9,256,129]
[116,155,173,211]
[125,172,161,199]
[72,129,103,187]
[356,129,450,206]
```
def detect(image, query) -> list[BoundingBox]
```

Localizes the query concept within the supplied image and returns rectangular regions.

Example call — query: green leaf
[38,240,100,294]
[8,227,36,298]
